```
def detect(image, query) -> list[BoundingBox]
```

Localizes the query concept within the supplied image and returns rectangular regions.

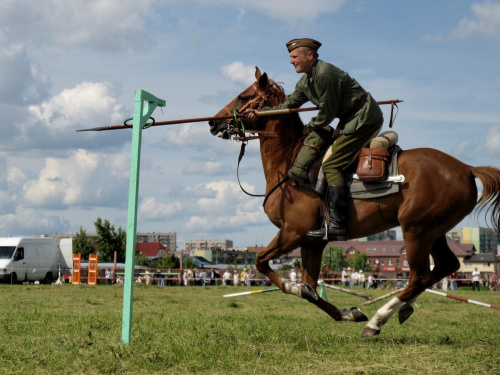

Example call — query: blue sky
[0,0,499,248]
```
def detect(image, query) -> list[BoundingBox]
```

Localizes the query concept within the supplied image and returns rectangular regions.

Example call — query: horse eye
[238,96,247,103]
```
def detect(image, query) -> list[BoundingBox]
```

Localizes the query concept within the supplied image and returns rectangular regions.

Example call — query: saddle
[306,131,404,199]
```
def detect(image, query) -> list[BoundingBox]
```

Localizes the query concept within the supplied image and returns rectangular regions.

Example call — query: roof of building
[327,240,406,257]
[465,253,500,262]
[447,241,475,257]
[325,240,475,258]
[136,242,166,257]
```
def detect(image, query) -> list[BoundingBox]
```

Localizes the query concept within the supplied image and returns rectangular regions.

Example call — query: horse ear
[258,72,268,89]
[255,67,262,80]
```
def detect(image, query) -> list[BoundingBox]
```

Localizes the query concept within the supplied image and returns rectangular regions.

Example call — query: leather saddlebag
[356,147,390,182]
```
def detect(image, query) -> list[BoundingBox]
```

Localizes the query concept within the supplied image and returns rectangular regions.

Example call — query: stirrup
[307,225,346,241]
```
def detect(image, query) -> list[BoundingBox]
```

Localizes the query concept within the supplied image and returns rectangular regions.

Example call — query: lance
[76,99,403,132]
[223,287,280,298]
[425,289,500,310]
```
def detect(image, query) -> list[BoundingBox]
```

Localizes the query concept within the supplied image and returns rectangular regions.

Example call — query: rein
[229,81,289,204]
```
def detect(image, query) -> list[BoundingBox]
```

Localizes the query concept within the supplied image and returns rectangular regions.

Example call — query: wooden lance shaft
[76,99,403,132]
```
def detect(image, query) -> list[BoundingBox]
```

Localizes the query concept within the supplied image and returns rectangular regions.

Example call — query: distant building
[185,239,233,252]
[357,230,397,242]
[447,227,499,254]
[136,242,168,259]
[36,231,177,252]
[136,232,176,252]
[327,240,485,276]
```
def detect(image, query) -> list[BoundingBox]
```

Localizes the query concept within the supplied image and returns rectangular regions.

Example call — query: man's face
[289,48,315,74]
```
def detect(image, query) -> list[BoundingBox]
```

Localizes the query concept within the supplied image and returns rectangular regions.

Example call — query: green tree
[94,217,126,262]
[155,254,180,269]
[72,227,94,260]
[348,252,370,272]
[135,254,152,268]
[182,256,195,269]
[322,246,347,271]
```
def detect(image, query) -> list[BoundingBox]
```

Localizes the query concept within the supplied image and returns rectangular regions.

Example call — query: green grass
[0,284,499,374]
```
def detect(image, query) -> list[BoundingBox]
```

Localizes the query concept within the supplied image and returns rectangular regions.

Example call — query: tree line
[72,217,187,268]
[321,245,370,272]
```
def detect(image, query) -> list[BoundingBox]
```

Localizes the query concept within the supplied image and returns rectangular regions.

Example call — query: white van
[0,237,59,284]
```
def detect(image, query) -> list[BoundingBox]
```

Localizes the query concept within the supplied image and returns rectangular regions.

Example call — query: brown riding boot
[307,185,348,240]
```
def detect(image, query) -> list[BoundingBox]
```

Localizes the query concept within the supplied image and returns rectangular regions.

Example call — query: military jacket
[266,60,382,135]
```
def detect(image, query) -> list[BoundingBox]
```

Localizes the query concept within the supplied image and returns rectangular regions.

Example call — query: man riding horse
[244,38,384,241]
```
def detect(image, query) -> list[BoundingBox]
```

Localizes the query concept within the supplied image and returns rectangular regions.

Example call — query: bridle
[221,81,281,142]
[222,80,289,204]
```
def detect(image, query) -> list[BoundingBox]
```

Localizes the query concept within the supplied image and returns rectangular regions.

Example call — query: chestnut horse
[209,68,500,336]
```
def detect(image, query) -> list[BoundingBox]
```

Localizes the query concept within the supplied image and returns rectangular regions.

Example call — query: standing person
[156,269,165,287]
[472,268,481,291]
[194,269,201,286]
[233,270,240,286]
[289,268,297,283]
[182,269,189,286]
[341,267,348,287]
[490,273,498,292]
[105,267,112,285]
[350,270,359,288]
[442,276,448,291]
[244,38,383,241]
[222,269,232,286]
[367,274,373,289]
[245,270,252,287]
[358,270,365,288]
[240,269,247,286]
[186,268,193,286]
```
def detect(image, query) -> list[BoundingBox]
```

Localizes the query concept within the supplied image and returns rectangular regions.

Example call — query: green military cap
[286,38,322,53]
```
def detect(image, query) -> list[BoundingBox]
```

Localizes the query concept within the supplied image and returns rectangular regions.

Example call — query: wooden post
[359,289,401,306]
[121,90,165,345]
[322,283,372,300]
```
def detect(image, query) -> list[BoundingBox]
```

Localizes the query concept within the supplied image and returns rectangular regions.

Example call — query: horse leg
[362,235,435,337]
[301,245,368,322]
[398,236,460,324]
[255,229,315,297]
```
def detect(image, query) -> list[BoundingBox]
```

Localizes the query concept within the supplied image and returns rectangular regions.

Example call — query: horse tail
[471,166,500,232]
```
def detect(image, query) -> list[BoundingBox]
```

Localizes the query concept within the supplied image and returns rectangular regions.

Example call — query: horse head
[209,67,285,138]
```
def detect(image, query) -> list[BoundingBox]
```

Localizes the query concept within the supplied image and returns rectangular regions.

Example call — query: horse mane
[264,80,306,163]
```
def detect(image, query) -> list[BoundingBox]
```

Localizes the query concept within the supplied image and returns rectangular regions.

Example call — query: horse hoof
[362,326,381,337]
[349,307,369,322]
[398,305,414,324]
[301,283,319,301]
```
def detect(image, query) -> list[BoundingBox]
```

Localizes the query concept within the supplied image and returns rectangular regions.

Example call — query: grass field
[0,283,499,375]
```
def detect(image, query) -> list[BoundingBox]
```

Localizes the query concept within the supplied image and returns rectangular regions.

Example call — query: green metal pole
[121,90,165,345]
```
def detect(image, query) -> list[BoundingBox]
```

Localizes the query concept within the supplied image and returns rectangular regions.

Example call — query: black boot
[307,185,348,240]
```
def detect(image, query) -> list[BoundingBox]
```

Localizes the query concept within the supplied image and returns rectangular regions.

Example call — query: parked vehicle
[0,237,59,284]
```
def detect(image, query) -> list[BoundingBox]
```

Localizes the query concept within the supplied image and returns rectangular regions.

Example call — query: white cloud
[221,62,256,86]
[0,207,70,236]
[485,126,500,154]
[195,0,345,22]
[138,197,183,221]
[28,81,124,135]
[0,40,50,104]
[0,0,154,51]
[428,2,500,41]
[183,180,267,233]
[22,149,129,209]
[450,2,500,39]
[183,160,228,175]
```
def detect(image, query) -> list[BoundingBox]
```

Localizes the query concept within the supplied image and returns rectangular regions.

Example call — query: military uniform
[263,59,383,187]
[262,38,384,240]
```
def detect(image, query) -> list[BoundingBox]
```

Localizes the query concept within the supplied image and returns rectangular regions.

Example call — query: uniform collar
[307,59,320,82]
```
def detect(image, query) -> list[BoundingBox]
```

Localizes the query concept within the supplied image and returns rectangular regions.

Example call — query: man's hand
[241,109,258,126]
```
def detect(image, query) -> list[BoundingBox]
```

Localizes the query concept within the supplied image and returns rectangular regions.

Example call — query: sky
[0,0,499,249]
